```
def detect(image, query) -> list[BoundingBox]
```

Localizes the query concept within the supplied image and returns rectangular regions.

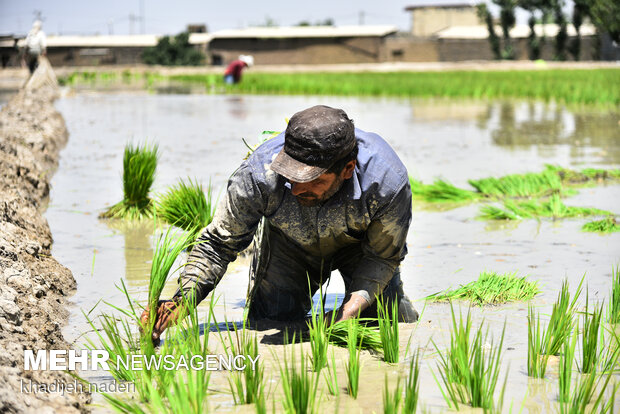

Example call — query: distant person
[23,20,47,74]
[223,55,253,84]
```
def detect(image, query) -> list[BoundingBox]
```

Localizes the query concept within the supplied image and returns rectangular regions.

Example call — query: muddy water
[47,93,620,412]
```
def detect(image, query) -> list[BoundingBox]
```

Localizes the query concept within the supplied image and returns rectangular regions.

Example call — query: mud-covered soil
[0,80,90,412]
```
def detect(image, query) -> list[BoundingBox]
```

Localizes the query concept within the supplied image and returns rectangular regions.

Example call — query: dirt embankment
[0,72,90,412]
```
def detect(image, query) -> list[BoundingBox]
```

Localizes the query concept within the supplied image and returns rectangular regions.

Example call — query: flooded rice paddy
[47,92,620,412]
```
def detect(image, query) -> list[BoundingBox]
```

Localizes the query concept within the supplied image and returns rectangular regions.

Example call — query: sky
[0,0,438,36]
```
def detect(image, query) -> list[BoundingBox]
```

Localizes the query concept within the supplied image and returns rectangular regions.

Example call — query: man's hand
[328,292,370,325]
[139,300,183,345]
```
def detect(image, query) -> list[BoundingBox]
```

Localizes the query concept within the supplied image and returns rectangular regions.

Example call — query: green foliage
[477,3,502,59]
[610,266,620,324]
[426,271,541,305]
[543,278,582,356]
[558,331,578,403]
[527,305,552,378]
[582,217,620,233]
[142,32,205,66]
[156,178,215,234]
[578,294,604,374]
[327,318,383,351]
[469,167,563,198]
[403,349,421,413]
[101,143,158,220]
[145,228,193,340]
[382,374,402,414]
[410,177,479,203]
[306,288,332,372]
[433,305,508,412]
[278,338,320,414]
[345,319,362,399]
[323,349,339,396]
[377,295,400,363]
[479,195,612,220]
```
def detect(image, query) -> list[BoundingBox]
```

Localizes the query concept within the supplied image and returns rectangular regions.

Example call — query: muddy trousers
[246,221,418,323]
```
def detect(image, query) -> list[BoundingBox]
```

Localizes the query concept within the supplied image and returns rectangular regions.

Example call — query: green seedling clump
[376,295,400,363]
[582,217,620,233]
[382,374,402,414]
[409,176,479,204]
[101,143,158,220]
[345,319,362,399]
[610,266,620,324]
[157,178,215,234]
[278,337,320,414]
[479,194,612,221]
[469,167,563,198]
[327,318,382,351]
[543,278,582,356]
[527,305,552,378]
[425,271,540,305]
[403,349,421,413]
[433,305,507,412]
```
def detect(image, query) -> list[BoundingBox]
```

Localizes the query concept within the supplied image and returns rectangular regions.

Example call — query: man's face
[289,160,356,207]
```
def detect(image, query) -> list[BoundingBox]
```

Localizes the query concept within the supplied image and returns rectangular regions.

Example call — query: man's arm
[337,179,412,321]
[142,162,266,342]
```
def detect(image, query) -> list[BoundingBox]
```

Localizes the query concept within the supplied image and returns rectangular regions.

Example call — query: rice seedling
[527,305,552,378]
[382,374,402,414]
[432,305,508,412]
[479,195,612,221]
[578,294,604,374]
[306,281,333,372]
[409,176,479,203]
[558,363,615,414]
[469,167,563,198]
[327,318,383,351]
[610,265,620,324]
[558,332,578,403]
[425,271,540,305]
[278,337,320,414]
[376,295,400,363]
[345,319,362,399]
[144,228,193,342]
[156,178,215,234]
[542,278,582,356]
[323,348,339,396]
[403,349,421,413]
[101,143,158,220]
[582,217,620,233]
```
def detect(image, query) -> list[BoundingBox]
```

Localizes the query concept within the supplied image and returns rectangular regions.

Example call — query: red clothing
[224,60,248,83]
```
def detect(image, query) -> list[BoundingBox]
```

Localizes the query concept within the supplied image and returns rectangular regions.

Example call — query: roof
[405,1,477,10]
[436,24,596,39]
[5,33,213,48]
[210,25,399,39]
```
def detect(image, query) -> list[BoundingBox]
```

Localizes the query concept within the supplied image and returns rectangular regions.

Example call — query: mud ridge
[0,76,90,412]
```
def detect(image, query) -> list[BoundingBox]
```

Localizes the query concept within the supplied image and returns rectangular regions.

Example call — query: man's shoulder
[241,133,284,184]
[355,128,408,193]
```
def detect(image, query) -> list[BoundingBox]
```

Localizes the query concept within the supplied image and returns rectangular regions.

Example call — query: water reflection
[479,102,619,164]
[104,220,153,285]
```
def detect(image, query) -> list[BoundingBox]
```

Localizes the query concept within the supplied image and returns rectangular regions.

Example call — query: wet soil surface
[47,93,620,412]
[0,82,90,411]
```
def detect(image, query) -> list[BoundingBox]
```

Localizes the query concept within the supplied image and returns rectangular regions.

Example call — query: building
[405,2,479,37]
[208,25,398,65]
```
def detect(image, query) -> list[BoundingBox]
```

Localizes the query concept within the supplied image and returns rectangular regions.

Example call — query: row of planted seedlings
[84,216,620,413]
[409,164,620,233]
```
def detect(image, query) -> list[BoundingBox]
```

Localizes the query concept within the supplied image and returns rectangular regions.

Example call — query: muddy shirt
[175,128,412,305]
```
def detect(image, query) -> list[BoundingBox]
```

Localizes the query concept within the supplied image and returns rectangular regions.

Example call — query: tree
[477,3,501,59]
[569,0,589,60]
[587,0,620,43]
[552,0,568,60]
[142,32,204,66]
[495,0,518,59]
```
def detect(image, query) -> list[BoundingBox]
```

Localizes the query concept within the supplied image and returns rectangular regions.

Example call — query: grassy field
[60,68,620,106]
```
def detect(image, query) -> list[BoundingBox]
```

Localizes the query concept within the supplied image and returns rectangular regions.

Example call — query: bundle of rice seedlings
[582,217,620,233]
[307,287,331,372]
[425,271,540,305]
[345,319,362,399]
[278,338,320,414]
[468,167,563,198]
[479,195,611,221]
[527,305,552,378]
[542,278,582,356]
[558,332,578,404]
[327,318,382,351]
[403,349,421,413]
[377,295,399,363]
[323,349,339,396]
[156,178,215,234]
[409,176,479,203]
[101,143,158,220]
[144,228,193,341]
[432,305,507,412]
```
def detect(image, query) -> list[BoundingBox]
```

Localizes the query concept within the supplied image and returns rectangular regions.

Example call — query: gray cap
[270,105,355,183]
